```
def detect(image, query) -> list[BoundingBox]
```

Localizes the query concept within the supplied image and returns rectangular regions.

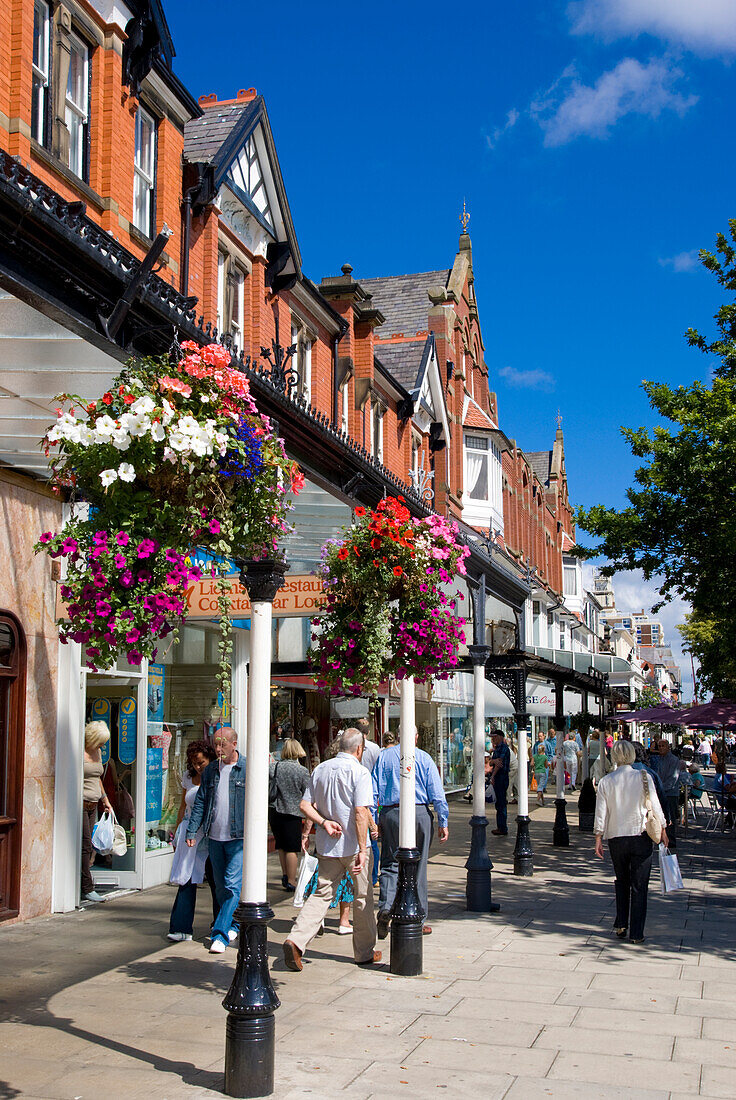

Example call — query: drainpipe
[180,183,197,297]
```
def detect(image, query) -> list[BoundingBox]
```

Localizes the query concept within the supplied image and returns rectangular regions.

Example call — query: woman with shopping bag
[594,740,668,944]
[81,721,114,904]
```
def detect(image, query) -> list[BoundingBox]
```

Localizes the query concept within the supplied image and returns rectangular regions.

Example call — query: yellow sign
[185,573,326,620]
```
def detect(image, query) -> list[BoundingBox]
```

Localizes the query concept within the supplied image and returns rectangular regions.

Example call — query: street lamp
[390,676,424,975]
[222,558,286,1099]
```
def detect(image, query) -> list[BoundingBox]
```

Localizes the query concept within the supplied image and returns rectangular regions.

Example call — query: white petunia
[177,415,200,436]
[168,431,190,452]
[117,463,136,482]
[100,468,118,487]
[111,426,131,450]
[163,447,176,464]
[93,415,117,442]
[150,421,166,442]
[130,395,155,416]
[123,411,151,437]
[161,399,176,424]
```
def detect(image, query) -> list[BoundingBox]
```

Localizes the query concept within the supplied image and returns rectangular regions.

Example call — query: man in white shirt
[283,728,379,971]
[355,717,381,885]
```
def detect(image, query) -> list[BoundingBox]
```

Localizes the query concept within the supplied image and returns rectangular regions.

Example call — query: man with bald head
[187,727,245,953]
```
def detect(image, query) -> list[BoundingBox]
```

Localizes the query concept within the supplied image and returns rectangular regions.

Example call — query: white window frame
[216,251,227,334]
[465,434,490,501]
[32,0,50,146]
[133,105,156,237]
[340,380,349,434]
[371,402,385,462]
[231,267,245,350]
[65,31,90,179]
[290,318,312,403]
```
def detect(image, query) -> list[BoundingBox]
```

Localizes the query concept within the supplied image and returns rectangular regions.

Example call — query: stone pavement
[1,795,735,1100]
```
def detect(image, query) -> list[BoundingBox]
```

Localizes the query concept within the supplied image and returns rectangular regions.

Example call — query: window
[340,381,349,434]
[290,321,312,403]
[32,1,50,146]
[465,435,489,500]
[371,403,385,462]
[133,107,156,237]
[216,252,227,333]
[532,600,541,646]
[563,564,578,596]
[230,268,245,350]
[65,32,89,179]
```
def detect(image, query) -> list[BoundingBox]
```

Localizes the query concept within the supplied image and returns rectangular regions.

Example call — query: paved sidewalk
[1,796,735,1099]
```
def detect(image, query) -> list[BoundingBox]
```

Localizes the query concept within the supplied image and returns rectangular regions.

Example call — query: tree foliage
[577,222,736,696]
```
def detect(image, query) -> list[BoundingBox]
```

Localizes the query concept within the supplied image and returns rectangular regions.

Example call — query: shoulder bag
[641,771,663,844]
[268,762,280,808]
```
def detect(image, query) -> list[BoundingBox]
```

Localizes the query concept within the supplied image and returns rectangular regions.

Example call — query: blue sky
[167,1,736,696]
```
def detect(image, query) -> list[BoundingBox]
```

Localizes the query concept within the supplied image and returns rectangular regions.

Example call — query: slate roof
[526,450,552,487]
[360,270,450,338]
[374,340,427,393]
[184,99,260,164]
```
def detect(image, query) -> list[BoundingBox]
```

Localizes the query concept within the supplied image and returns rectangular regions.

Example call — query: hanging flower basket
[308,496,470,696]
[36,341,302,693]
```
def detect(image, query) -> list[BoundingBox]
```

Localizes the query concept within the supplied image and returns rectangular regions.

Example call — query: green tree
[677,613,736,698]
[577,222,736,696]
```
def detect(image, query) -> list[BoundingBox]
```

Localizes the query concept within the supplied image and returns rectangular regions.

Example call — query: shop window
[32,0,51,146]
[65,31,90,180]
[133,105,157,237]
[0,613,26,922]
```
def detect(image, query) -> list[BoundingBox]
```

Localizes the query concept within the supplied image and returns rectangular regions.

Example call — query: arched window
[0,612,26,921]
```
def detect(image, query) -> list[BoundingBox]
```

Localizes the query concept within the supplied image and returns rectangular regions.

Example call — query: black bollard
[553,797,570,846]
[466,815,501,912]
[513,814,534,875]
[223,902,279,1098]
[390,847,423,975]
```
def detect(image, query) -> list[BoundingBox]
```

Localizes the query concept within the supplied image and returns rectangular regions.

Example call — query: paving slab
[503,1077,670,1100]
[533,1024,674,1060]
[546,1050,702,1092]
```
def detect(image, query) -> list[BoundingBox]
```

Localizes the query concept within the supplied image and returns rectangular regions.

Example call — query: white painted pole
[517,722,529,818]
[242,600,272,903]
[556,729,565,801]
[399,677,416,849]
[473,663,486,818]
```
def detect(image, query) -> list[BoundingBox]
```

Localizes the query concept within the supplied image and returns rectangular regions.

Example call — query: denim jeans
[371,837,380,886]
[208,838,243,945]
[494,780,508,833]
[169,880,198,935]
[607,832,653,940]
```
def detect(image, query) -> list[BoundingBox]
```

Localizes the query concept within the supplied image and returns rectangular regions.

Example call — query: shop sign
[147,664,165,722]
[119,696,137,764]
[185,573,326,619]
[145,745,163,822]
[90,697,111,764]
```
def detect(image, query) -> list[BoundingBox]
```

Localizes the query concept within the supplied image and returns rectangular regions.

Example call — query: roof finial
[460,199,470,234]
[556,408,563,430]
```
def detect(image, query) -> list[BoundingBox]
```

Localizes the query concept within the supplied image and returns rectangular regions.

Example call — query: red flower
[354,506,366,516]
[123,394,135,405]
[393,566,403,577]
[373,559,381,567]
[353,546,360,557]
[118,385,126,396]
[338,547,349,561]
[87,402,97,413]
[102,393,113,406]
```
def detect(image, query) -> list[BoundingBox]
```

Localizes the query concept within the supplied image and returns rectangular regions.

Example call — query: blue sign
[91,697,111,764]
[147,664,165,722]
[119,696,137,765]
[146,745,163,821]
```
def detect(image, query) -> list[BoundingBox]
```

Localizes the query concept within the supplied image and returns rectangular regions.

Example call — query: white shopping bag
[293,851,319,908]
[659,843,685,894]
[91,811,115,854]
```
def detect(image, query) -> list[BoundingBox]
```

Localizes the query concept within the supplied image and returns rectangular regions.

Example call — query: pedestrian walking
[186,726,245,954]
[283,728,380,971]
[167,740,216,941]
[563,733,580,790]
[532,742,549,806]
[268,738,310,892]
[649,738,687,850]
[372,728,449,938]
[594,740,668,944]
[488,729,511,835]
[356,717,381,885]
[81,720,114,905]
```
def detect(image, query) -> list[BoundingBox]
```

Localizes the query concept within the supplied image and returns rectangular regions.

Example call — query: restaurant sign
[185,573,326,619]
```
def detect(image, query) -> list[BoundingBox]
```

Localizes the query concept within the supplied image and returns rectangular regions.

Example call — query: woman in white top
[167,740,216,942]
[594,740,668,944]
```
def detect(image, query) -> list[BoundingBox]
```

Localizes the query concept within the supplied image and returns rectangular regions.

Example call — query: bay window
[465,434,489,500]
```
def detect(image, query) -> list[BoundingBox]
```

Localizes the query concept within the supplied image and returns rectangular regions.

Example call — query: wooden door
[0,612,26,921]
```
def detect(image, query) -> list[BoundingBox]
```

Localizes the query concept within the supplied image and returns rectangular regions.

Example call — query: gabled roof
[463,394,496,431]
[361,270,450,338]
[526,450,552,487]
[374,340,426,394]
[184,94,301,278]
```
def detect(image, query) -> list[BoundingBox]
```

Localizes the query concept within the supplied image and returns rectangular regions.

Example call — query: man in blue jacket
[187,726,245,953]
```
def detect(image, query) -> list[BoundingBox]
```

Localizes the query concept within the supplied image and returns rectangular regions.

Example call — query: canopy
[616,704,684,723]
[670,699,736,730]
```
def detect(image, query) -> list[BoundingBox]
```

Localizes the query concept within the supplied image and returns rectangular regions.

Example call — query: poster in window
[147,663,165,722]
[91,697,111,765]
[118,696,137,765]
[145,745,163,821]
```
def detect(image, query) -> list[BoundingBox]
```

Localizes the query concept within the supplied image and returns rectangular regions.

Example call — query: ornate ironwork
[486,659,526,718]
[259,315,298,394]
[238,559,287,604]
[409,456,434,503]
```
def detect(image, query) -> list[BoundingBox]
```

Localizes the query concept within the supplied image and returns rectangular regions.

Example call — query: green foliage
[677,613,736,698]
[577,222,736,695]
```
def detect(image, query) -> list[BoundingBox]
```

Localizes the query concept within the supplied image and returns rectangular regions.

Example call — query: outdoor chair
[704,790,734,833]
[688,789,704,821]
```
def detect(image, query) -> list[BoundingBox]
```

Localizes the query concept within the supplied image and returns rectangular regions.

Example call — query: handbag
[659,844,684,894]
[531,775,538,791]
[110,809,128,857]
[116,784,135,821]
[268,762,280,808]
[641,772,663,844]
[293,850,319,908]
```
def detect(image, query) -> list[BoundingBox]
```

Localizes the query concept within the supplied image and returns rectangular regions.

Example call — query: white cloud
[498,364,555,391]
[569,0,736,57]
[486,108,520,149]
[658,249,701,273]
[533,56,697,147]
[583,565,694,698]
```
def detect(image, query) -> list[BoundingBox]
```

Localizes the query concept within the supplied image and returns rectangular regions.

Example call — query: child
[532,744,549,807]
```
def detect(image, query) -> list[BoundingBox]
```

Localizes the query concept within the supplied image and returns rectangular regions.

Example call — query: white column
[472,664,486,818]
[517,722,529,817]
[242,600,272,903]
[399,677,416,849]
[51,639,84,913]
